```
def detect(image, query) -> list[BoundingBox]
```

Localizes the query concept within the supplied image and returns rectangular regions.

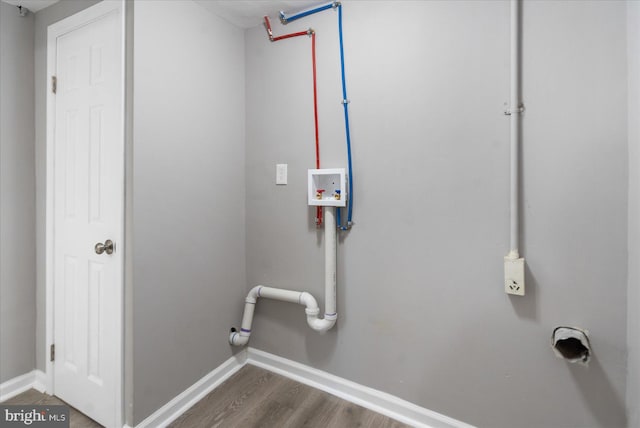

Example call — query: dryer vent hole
[555,337,590,362]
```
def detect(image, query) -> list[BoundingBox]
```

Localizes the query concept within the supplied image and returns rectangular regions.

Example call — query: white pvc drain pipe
[229,207,337,346]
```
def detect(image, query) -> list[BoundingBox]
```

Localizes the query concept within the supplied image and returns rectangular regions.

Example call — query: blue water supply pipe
[282,1,354,230]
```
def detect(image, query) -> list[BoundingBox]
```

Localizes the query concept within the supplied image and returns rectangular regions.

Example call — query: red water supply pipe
[264,15,273,39]
[311,31,322,226]
[263,16,323,226]
[312,31,319,170]
[264,16,308,41]
[274,31,309,41]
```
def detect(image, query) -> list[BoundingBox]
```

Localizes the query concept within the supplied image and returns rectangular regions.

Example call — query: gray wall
[33,0,102,373]
[132,1,246,423]
[0,0,36,384]
[245,1,628,427]
[627,1,640,426]
[14,0,635,426]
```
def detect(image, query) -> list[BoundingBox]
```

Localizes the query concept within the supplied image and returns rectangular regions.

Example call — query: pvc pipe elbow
[229,329,250,346]
[306,315,336,334]
[246,285,262,303]
[299,292,319,311]
[300,291,336,332]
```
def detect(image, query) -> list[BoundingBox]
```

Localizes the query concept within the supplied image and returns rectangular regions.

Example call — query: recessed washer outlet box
[308,168,346,207]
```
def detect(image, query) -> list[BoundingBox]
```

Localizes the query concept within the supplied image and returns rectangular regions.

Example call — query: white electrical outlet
[504,257,525,296]
[276,164,287,185]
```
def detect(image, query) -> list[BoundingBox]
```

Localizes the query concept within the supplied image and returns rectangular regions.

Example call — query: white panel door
[52,5,122,427]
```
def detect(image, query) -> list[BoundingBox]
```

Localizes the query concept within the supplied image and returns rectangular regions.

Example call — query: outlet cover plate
[504,257,525,296]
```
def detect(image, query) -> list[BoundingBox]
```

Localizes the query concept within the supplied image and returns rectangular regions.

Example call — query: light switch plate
[276,164,287,185]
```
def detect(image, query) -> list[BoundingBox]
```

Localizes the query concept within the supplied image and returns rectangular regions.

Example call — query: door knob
[95,239,114,255]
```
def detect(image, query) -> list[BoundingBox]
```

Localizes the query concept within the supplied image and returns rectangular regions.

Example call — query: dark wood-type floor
[169,365,411,428]
[2,365,411,427]
[1,388,102,427]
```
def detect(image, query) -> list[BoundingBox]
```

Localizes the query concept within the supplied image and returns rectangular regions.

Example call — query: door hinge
[51,76,57,94]
[50,344,55,362]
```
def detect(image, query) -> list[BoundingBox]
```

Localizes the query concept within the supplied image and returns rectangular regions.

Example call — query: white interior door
[50,3,123,427]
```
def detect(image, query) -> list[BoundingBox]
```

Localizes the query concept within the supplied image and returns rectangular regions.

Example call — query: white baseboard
[0,370,47,402]
[128,347,472,428]
[246,348,475,428]
[133,350,247,428]
[33,370,47,394]
[2,355,471,427]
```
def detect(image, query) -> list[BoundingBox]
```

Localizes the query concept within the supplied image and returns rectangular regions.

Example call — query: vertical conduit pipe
[508,0,521,258]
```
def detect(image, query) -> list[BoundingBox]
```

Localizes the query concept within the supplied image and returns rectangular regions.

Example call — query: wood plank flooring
[169,365,411,428]
[2,365,411,427]
[1,388,102,427]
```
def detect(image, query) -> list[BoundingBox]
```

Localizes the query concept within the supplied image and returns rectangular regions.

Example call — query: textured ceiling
[193,1,328,29]
[0,0,328,28]
[1,0,59,13]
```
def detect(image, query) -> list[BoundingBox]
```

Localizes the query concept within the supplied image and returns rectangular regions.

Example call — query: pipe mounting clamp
[504,103,525,116]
